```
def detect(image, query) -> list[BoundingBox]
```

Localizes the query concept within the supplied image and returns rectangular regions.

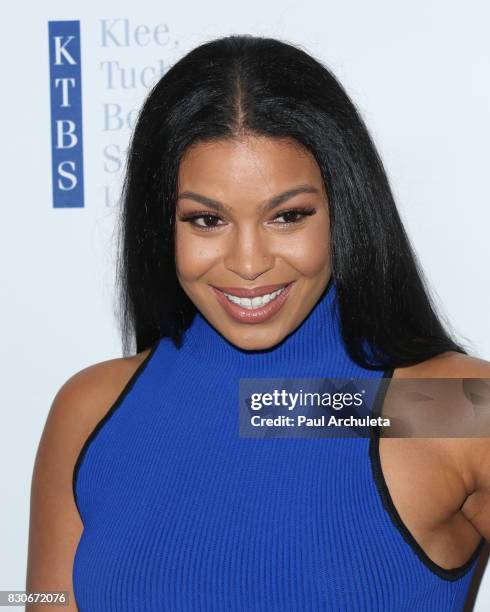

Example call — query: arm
[437,354,490,541]
[394,351,490,542]
[460,438,490,541]
[26,375,85,611]
[25,355,148,610]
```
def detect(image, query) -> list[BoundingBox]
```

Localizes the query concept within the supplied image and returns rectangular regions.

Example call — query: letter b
[56,120,78,149]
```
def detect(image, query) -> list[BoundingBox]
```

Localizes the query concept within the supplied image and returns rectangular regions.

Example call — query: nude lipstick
[210,282,294,324]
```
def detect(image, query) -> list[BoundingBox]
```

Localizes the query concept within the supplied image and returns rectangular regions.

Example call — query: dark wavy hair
[115,33,469,369]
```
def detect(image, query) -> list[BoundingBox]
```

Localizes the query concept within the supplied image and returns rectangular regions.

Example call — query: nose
[223,224,274,281]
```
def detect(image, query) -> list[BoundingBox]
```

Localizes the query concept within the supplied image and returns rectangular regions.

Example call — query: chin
[225,324,286,352]
[233,338,276,352]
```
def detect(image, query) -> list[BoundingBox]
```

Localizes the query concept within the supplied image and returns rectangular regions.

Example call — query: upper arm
[25,353,148,611]
[457,356,490,540]
[394,351,490,541]
[460,438,490,541]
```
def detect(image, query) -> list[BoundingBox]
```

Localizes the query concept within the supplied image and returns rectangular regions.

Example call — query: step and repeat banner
[2,2,489,610]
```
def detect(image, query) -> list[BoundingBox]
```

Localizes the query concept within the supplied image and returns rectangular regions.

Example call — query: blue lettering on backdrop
[48,21,84,207]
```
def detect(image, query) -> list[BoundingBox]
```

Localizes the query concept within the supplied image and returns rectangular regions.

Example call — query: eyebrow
[177,184,320,213]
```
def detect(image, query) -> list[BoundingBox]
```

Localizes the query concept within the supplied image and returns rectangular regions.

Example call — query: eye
[178,212,226,231]
[270,207,317,226]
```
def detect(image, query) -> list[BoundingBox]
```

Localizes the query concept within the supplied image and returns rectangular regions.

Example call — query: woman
[27,34,490,611]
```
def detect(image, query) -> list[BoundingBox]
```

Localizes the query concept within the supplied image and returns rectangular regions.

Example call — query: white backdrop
[1,1,489,609]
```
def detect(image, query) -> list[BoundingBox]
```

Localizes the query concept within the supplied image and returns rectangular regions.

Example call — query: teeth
[223,287,286,309]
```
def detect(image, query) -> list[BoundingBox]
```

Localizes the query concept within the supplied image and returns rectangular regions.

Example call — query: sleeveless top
[72,279,484,611]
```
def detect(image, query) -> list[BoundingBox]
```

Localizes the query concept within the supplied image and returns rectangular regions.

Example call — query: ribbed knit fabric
[72,279,484,611]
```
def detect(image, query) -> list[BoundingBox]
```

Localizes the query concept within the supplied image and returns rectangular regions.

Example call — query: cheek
[277,218,330,276]
[175,226,222,281]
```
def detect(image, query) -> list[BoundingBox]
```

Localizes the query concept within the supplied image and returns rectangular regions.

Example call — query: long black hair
[115,33,469,369]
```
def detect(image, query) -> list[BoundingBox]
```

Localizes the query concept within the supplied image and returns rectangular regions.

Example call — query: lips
[210,282,291,299]
[210,282,294,324]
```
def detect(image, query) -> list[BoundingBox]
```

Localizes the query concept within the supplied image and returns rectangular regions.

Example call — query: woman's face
[175,135,331,350]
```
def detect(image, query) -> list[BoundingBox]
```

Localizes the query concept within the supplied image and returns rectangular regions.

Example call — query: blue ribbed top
[72,280,483,611]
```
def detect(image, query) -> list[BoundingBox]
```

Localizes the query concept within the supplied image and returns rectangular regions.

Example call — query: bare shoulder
[36,346,154,467]
[46,345,154,451]
[393,350,490,379]
[390,350,490,541]
[26,345,154,610]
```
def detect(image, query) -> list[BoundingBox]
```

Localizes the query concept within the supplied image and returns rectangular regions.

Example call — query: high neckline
[178,277,373,378]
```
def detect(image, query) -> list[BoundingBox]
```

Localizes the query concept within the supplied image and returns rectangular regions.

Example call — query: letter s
[57,160,77,190]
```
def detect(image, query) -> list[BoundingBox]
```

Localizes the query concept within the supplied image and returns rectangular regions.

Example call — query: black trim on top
[368,368,485,582]
[72,340,161,517]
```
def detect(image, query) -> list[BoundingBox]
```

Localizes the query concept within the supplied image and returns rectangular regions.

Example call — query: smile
[222,287,287,309]
[210,282,294,324]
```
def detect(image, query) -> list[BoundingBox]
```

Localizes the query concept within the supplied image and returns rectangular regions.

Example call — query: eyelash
[178,207,317,232]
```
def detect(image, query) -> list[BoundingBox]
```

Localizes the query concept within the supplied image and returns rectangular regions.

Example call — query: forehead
[177,136,325,200]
